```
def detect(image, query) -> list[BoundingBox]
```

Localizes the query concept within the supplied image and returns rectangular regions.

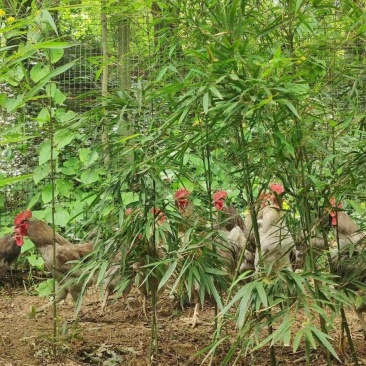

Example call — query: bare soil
[1,272,366,366]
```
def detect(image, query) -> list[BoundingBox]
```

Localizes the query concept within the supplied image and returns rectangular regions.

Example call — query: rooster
[101,262,132,313]
[255,183,295,272]
[174,188,200,237]
[174,188,254,327]
[13,210,107,312]
[330,240,366,336]
[174,188,213,326]
[328,198,366,334]
[0,233,22,277]
[213,190,246,232]
[212,189,256,266]
[329,197,365,249]
[123,206,169,317]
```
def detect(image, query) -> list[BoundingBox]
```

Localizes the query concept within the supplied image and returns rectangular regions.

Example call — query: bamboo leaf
[293,328,305,353]
[97,261,109,286]
[222,282,254,316]
[0,135,35,145]
[296,0,304,12]
[0,174,32,188]
[255,282,268,308]
[209,85,223,100]
[279,99,301,119]
[237,287,252,329]
[309,326,340,361]
[41,9,59,35]
[203,92,210,114]
[158,260,177,291]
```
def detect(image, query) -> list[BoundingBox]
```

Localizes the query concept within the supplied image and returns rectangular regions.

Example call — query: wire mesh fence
[0,4,156,229]
[0,2,365,227]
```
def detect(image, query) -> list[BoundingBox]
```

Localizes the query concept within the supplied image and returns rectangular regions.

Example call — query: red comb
[150,208,167,224]
[14,210,32,225]
[213,190,228,201]
[269,183,284,195]
[329,196,342,207]
[174,188,191,200]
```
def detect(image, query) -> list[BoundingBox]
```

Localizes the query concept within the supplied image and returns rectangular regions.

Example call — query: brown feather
[333,211,365,248]
[26,219,73,247]
[218,205,246,232]
[0,234,20,276]
[19,218,96,309]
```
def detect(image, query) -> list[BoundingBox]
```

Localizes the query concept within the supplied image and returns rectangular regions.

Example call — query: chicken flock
[0,183,365,329]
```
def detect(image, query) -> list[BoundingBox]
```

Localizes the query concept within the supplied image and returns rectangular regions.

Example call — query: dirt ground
[1,272,366,366]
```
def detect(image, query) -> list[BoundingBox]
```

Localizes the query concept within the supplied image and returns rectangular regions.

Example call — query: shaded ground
[1,272,366,366]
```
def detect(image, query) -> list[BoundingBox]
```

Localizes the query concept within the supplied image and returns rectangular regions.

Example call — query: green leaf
[296,0,304,12]
[42,184,56,203]
[6,65,24,86]
[46,83,66,105]
[30,63,51,83]
[56,108,76,122]
[36,108,51,125]
[116,133,141,144]
[279,99,301,119]
[54,129,75,149]
[33,164,51,185]
[53,89,66,105]
[222,282,254,316]
[56,179,74,198]
[38,141,59,165]
[255,282,268,308]
[27,41,75,50]
[79,148,99,167]
[309,326,340,361]
[43,207,70,227]
[204,268,227,276]
[158,261,177,291]
[80,170,100,185]
[27,254,45,269]
[69,203,86,222]
[61,157,81,176]
[54,209,70,226]
[293,328,305,353]
[203,92,210,114]
[39,141,51,165]
[97,261,109,287]
[283,322,292,346]
[27,193,41,209]
[288,271,305,294]
[209,85,223,100]
[229,74,239,80]
[36,279,54,297]
[275,131,295,158]
[49,48,64,64]
[20,239,36,253]
[0,135,35,145]
[41,9,59,36]
[121,192,139,205]
[2,94,24,112]
[0,174,32,188]
[156,66,168,81]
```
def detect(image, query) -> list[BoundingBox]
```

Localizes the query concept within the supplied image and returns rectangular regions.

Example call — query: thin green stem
[49,96,57,357]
